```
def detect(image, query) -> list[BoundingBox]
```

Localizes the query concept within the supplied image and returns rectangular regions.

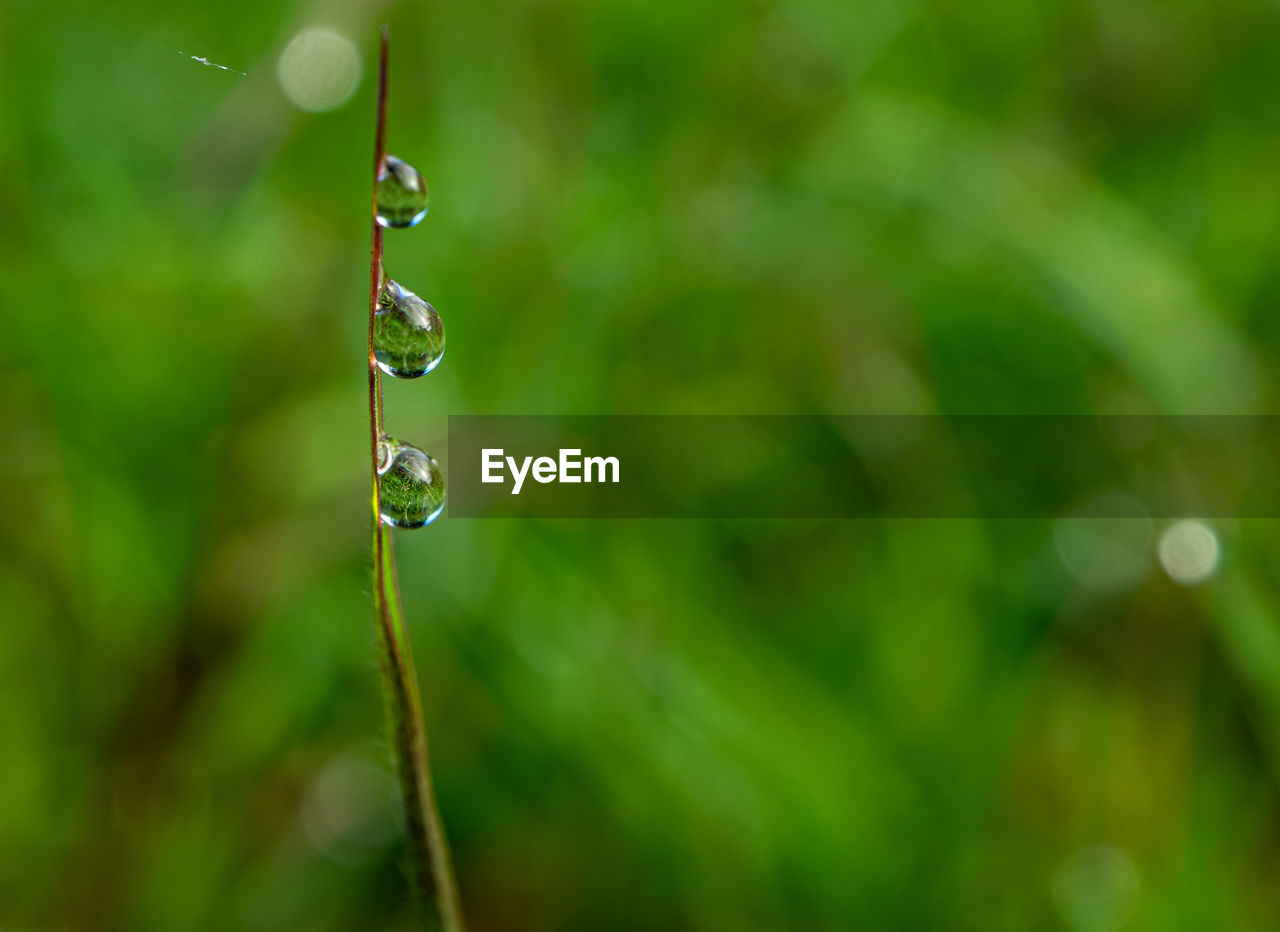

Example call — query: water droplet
[377,438,446,528]
[374,279,445,378]
[376,155,429,228]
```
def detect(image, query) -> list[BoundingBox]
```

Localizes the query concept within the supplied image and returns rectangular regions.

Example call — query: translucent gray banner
[446,416,1279,518]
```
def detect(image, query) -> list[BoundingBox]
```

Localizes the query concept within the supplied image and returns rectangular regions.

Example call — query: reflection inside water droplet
[376,155,429,228]
[374,279,445,378]
[377,437,446,528]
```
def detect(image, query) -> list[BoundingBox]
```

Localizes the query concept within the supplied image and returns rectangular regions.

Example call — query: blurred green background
[3,0,1280,928]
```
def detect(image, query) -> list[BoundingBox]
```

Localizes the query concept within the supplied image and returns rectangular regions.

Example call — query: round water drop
[374,279,445,378]
[377,438,446,529]
[376,155,429,228]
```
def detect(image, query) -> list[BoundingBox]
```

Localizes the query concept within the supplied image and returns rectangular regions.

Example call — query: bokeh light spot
[1054,492,1153,593]
[299,750,401,865]
[1158,519,1220,585]
[278,29,361,113]
[1052,845,1140,932]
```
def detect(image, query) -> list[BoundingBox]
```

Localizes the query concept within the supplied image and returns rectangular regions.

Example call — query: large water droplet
[374,279,445,378]
[377,438,446,529]
[376,155,429,228]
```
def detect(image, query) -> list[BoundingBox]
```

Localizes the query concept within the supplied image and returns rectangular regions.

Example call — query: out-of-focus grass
[3,0,1280,929]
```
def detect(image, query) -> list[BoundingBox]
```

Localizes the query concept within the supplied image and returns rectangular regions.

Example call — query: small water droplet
[377,438,446,529]
[374,279,445,378]
[376,155,429,228]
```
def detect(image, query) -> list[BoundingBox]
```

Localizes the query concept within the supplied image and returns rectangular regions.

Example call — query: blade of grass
[368,25,464,931]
